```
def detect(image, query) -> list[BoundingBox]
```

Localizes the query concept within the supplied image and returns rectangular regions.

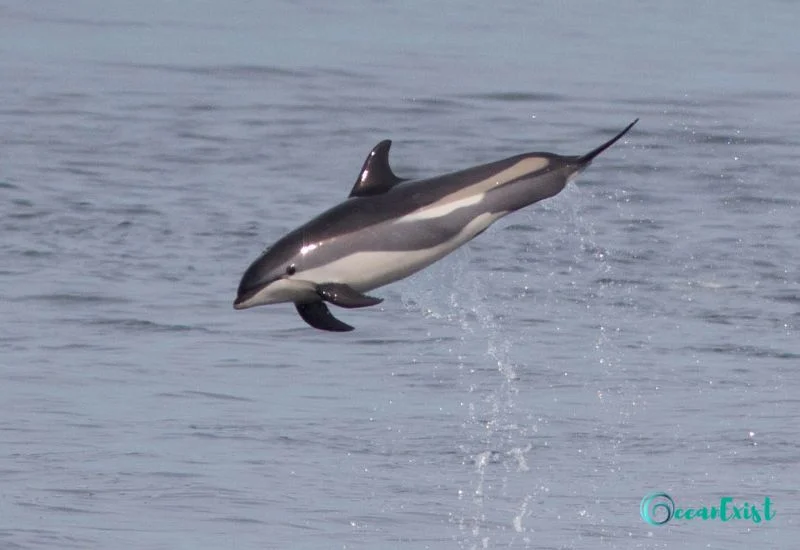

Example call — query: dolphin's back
[295,152,562,244]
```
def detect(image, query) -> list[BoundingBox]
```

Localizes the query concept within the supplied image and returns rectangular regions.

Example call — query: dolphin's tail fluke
[576,118,638,166]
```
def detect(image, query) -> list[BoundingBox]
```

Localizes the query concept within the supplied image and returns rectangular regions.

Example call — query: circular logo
[640,492,675,525]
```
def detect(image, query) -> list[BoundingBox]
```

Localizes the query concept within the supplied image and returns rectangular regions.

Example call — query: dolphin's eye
[286,264,296,276]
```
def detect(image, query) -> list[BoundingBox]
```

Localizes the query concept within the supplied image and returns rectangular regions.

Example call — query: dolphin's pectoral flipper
[295,301,354,332]
[317,283,383,308]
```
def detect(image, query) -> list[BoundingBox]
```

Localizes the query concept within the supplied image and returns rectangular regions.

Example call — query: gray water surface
[1,1,799,549]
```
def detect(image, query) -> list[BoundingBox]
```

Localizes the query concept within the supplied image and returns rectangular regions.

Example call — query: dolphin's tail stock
[576,119,638,167]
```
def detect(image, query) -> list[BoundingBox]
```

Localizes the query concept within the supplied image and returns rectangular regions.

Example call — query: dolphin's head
[233,236,319,309]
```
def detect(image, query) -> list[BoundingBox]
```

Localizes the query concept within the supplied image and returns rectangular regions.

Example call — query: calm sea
[1,1,798,548]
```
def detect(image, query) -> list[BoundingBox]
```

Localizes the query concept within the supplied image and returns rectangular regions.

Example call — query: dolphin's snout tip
[234,283,264,310]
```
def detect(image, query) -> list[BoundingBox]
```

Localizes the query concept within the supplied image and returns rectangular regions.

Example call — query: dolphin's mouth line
[233,277,320,309]
[233,289,259,308]
[233,277,282,308]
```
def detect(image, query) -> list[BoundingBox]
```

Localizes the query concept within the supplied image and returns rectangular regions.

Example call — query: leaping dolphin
[234,119,638,331]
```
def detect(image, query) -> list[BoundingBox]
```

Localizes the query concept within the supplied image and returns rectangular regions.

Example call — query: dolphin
[234,119,638,331]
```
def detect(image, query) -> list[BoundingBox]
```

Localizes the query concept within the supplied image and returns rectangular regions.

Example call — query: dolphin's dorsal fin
[348,140,403,198]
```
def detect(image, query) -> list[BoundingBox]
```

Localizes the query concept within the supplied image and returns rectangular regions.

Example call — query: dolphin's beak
[233,274,279,310]
[233,294,253,310]
[233,285,265,309]
[233,277,319,309]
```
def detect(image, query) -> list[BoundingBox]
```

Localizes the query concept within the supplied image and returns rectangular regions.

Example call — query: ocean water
[1,1,799,548]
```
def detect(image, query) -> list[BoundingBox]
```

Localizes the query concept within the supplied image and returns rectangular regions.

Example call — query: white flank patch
[491,156,549,185]
[396,193,485,223]
[395,156,549,225]
[296,211,507,292]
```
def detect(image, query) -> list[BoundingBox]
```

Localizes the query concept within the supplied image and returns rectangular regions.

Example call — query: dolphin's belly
[296,211,506,292]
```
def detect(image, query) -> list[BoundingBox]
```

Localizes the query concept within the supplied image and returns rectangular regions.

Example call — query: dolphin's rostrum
[234,120,638,331]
